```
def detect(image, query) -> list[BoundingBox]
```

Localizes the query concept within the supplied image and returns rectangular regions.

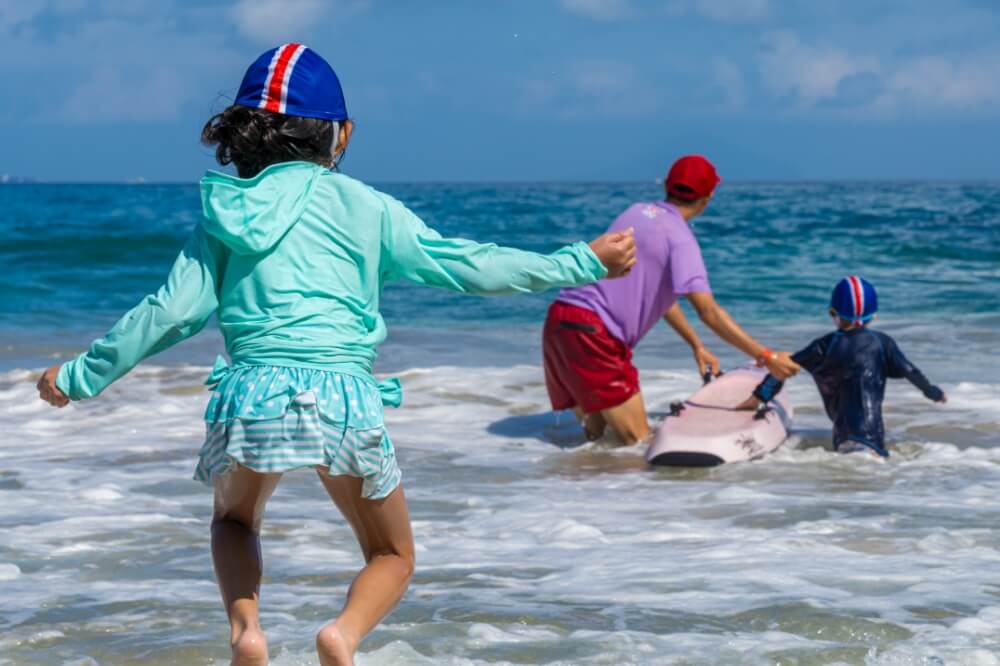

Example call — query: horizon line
[4,177,1000,186]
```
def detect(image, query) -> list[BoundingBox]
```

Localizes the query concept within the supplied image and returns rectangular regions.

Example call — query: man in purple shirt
[543,155,800,444]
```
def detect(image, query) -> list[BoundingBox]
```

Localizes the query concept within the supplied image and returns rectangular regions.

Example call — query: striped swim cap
[234,43,348,121]
[830,276,878,326]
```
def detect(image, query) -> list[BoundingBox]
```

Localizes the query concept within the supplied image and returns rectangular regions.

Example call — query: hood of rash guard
[199,161,324,255]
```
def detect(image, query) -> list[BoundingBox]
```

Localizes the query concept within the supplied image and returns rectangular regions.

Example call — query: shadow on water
[791,427,834,451]
[488,409,675,449]
[487,410,589,449]
[488,410,729,480]
[486,411,943,485]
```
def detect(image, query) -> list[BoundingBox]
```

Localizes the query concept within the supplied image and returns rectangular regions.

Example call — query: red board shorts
[542,301,640,414]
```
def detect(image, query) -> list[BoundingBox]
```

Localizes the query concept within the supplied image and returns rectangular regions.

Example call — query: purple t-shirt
[556,201,711,348]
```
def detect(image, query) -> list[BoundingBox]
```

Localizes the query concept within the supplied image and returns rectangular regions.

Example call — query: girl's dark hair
[201,105,336,178]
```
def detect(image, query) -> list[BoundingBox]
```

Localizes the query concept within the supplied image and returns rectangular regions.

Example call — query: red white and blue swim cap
[831,276,878,325]
[235,43,348,121]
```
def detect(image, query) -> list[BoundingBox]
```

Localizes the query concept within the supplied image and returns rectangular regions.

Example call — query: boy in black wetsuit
[740,276,946,457]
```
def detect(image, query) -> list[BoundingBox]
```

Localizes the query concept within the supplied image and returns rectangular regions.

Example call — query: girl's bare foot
[231,626,268,666]
[316,621,357,666]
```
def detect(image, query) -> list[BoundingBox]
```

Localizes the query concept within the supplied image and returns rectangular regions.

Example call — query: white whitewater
[0,359,998,664]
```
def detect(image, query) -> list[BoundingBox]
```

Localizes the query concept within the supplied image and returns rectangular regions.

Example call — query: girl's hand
[693,346,720,377]
[590,228,636,278]
[765,351,800,381]
[735,395,762,411]
[37,364,70,408]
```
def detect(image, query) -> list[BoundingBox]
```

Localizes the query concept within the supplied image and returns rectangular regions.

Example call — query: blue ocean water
[2,180,1000,665]
[1,180,997,373]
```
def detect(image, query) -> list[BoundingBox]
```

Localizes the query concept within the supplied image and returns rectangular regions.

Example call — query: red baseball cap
[665,155,721,201]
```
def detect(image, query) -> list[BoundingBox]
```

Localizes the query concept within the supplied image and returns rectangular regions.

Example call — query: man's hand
[37,364,70,408]
[693,346,720,377]
[686,293,800,380]
[765,351,800,381]
[735,395,762,411]
[589,227,636,278]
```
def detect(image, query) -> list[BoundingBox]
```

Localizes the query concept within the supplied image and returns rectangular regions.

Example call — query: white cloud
[558,0,633,21]
[667,0,770,23]
[0,4,245,125]
[710,57,746,108]
[60,66,188,123]
[879,55,1000,111]
[757,30,1000,115]
[519,60,659,117]
[572,62,635,97]
[759,31,879,105]
[229,0,368,44]
[2,0,170,32]
[0,1,46,31]
[0,0,89,34]
[562,0,768,22]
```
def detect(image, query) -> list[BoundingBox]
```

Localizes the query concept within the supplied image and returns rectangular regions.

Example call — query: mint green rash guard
[56,161,607,402]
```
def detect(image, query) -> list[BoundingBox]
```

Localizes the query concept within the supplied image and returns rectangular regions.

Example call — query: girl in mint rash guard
[36,44,635,666]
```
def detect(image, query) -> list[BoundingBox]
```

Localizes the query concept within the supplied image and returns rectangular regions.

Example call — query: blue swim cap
[830,276,878,326]
[235,43,348,121]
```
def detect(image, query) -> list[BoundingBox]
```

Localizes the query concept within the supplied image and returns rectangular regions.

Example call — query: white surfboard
[646,367,793,467]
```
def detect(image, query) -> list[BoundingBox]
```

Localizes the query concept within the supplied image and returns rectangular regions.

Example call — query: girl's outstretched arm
[38,226,226,405]
[376,191,631,294]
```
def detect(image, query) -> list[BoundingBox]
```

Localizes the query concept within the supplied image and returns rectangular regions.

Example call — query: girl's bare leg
[212,463,283,666]
[313,471,415,666]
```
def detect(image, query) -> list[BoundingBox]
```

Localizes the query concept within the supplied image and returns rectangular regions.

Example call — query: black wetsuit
[754,327,943,457]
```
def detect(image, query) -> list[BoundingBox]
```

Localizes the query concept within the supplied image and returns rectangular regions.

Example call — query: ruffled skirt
[194,365,401,499]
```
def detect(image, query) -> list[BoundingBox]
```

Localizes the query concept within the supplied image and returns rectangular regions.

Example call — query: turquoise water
[2,180,997,379]
[1,180,999,665]
[2,180,997,328]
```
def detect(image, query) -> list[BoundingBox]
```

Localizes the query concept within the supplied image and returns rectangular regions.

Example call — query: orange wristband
[756,347,774,368]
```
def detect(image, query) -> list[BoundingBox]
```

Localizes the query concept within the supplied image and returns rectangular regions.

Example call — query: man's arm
[685,291,799,380]
[739,337,830,408]
[663,302,719,376]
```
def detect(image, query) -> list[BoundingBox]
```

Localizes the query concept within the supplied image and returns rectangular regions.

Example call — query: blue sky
[2,0,999,182]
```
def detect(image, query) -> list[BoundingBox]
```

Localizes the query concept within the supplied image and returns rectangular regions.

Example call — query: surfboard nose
[647,451,725,467]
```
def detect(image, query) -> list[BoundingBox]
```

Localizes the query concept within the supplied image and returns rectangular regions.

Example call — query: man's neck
[665,200,699,221]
